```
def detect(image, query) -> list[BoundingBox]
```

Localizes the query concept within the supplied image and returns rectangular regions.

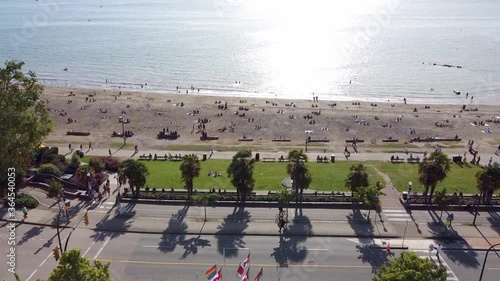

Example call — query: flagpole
[222,248,225,281]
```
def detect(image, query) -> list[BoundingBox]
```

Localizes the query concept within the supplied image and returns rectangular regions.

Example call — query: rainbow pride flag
[254,268,263,281]
[206,265,217,281]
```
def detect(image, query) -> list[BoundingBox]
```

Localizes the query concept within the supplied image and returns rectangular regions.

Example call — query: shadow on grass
[426,217,480,269]
[215,206,250,258]
[90,202,136,242]
[158,206,189,253]
[271,208,311,267]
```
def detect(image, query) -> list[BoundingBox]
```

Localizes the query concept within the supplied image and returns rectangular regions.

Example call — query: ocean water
[1,0,499,104]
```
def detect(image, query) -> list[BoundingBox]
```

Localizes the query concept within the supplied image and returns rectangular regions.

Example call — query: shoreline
[41,83,493,106]
[40,86,500,153]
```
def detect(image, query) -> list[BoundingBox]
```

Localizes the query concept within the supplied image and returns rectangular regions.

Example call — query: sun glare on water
[242,0,394,96]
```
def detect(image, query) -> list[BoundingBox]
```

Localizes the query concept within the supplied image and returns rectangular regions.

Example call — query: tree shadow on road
[346,207,374,237]
[487,211,500,235]
[215,206,250,258]
[426,219,480,269]
[17,225,45,246]
[179,235,211,259]
[356,246,391,273]
[90,202,136,242]
[158,206,189,253]
[271,208,311,267]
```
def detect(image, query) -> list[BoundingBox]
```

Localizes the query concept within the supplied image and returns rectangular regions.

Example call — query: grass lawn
[143,160,384,191]
[372,161,483,194]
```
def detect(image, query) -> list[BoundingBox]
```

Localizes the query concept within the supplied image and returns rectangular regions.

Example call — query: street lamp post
[121,117,126,145]
[479,242,500,281]
[408,181,412,202]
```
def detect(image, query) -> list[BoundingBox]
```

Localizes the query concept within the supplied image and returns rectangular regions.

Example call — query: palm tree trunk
[429,184,437,205]
[300,188,304,203]
[204,206,207,221]
[423,185,430,204]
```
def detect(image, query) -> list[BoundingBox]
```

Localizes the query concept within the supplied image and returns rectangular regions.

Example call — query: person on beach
[89,141,93,150]
[68,143,72,152]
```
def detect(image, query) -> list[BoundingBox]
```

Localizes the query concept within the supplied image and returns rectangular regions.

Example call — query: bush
[14,193,39,209]
[48,179,63,198]
[69,152,81,169]
[100,157,120,172]
[39,163,62,177]
[89,157,105,172]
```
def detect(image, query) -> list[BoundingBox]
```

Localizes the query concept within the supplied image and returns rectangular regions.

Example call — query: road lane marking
[83,233,102,257]
[93,237,111,260]
[27,230,71,281]
[95,259,371,269]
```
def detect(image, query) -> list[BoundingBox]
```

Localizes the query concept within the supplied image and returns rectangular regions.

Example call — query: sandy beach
[41,86,500,154]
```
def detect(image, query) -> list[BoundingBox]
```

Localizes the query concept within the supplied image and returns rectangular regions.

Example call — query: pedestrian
[108,149,112,157]
[428,243,434,257]
[89,141,93,150]
[22,205,28,219]
[488,157,493,166]
[79,144,83,151]
[134,145,138,153]
[68,143,72,152]
[477,156,481,165]
[436,244,442,259]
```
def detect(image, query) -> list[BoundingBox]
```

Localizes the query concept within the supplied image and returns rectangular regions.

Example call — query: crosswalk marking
[382,209,412,222]
[88,201,115,214]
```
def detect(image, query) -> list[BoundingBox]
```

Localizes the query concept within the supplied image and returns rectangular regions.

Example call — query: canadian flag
[241,271,249,281]
[213,268,222,281]
[237,252,251,278]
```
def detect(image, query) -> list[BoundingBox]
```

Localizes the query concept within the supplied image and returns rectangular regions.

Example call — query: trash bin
[331,154,335,163]
[255,153,260,161]
[202,154,207,161]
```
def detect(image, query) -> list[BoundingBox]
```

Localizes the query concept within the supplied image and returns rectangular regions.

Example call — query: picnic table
[272,139,291,142]
[67,131,90,136]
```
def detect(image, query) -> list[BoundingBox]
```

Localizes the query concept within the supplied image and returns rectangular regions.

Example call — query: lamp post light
[479,242,500,281]
[408,181,412,201]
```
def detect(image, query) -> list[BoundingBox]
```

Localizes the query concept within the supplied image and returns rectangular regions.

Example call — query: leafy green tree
[118,159,148,198]
[286,149,312,203]
[88,157,105,173]
[0,61,53,193]
[345,164,369,198]
[276,187,294,207]
[69,152,81,170]
[432,189,448,219]
[418,151,451,204]
[356,182,385,222]
[227,149,255,202]
[373,251,447,281]
[191,193,217,221]
[475,162,500,204]
[48,179,63,199]
[180,154,201,198]
[46,249,111,281]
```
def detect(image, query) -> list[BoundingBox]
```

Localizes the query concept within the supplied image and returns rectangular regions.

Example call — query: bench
[390,158,405,163]
[307,139,330,143]
[67,131,91,136]
[272,139,291,142]
[382,139,399,143]
[316,158,330,163]
[200,136,219,141]
[262,157,276,162]
[139,155,151,160]
[155,156,168,161]
[407,158,421,163]
[345,139,364,143]
[238,138,254,142]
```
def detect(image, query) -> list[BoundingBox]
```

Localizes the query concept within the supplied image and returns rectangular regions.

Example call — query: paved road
[1,224,499,281]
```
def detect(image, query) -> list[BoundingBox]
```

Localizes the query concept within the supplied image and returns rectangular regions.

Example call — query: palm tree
[227,149,255,202]
[286,149,312,204]
[118,159,148,198]
[475,162,500,204]
[418,151,450,204]
[179,154,201,198]
[345,164,369,198]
